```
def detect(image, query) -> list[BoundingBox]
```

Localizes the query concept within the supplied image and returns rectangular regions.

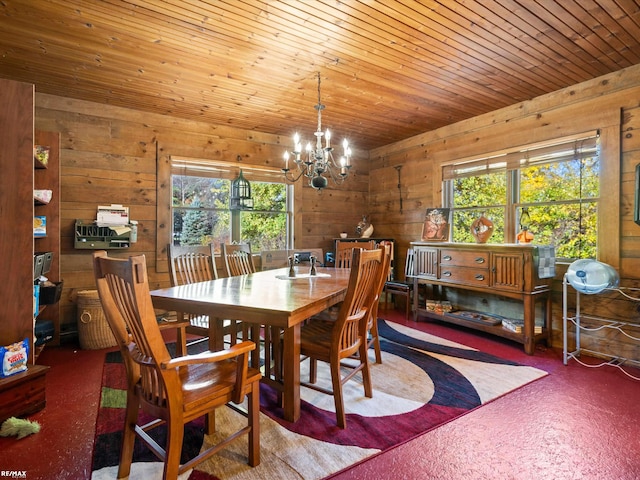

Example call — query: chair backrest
[335,240,376,268]
[333,247,386,359]
[371,243,392,314]
[93,251,182,409]
[223,243,256,276]
[167,243,218,286]
[404,248,415,280]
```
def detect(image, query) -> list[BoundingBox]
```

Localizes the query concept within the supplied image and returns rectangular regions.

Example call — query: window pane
[524,203,597,259]
[452,208,504,243]
[172,175,229,208]
[240,211,287,251]
[453,172,507,208]
[520,156,599,203]
[251,182,286,211]
[172,208,230,247]
[452,172,506,243]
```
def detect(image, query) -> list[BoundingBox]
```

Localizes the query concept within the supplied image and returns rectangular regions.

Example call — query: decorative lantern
[230,169,253,210]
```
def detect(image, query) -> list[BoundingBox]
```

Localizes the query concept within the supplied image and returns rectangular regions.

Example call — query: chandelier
[282,72,352,190]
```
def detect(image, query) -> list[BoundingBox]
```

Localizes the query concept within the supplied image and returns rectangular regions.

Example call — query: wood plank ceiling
[0,0,639,151]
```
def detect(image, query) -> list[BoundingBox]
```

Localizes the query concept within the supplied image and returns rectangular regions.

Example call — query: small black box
[40,280,64,305]
[35,320,55,346]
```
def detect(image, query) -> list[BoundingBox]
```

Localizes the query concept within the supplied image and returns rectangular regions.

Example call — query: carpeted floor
[91,319,547,480]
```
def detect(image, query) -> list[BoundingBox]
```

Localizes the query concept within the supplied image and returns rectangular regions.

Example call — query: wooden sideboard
[411,242,555,355]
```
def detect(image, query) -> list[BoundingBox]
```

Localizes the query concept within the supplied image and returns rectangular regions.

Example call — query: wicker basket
[77,290,117,350]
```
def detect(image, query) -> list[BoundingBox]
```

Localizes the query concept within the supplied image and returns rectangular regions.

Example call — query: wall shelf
[74,220,131,249]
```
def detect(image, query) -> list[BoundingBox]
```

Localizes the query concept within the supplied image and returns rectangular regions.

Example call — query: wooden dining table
[150,266,351,422]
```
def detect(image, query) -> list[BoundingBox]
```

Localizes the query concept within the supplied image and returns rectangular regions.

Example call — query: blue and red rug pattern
[91,319,547,479]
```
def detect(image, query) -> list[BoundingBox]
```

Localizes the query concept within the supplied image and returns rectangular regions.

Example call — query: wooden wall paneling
[620,106,640,278]
[368,65,640,361]
[622,107,640,151]
[31,62,640,359]
[598,123,622,268]
[374,91,630,267]
[155,146,171,274]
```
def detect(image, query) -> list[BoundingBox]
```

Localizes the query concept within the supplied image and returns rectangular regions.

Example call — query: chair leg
[163,415,184,480]
[205,411,215,435]
[405,291,411,319]
[330,356,347,429]
[382,286,388,311]
[309,357,318,384]
[247,380,261,467]
[360,342,373,399]
[117,391,140,479]
[370,317,382,364]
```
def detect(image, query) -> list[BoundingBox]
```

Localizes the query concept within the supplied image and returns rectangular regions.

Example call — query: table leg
[208,317,224,352]
[282,324,301,422]
[523,295,535,355]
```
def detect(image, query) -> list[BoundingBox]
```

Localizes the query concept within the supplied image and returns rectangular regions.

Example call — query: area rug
[91,319,547,480]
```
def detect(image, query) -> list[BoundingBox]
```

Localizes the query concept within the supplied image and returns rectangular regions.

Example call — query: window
[443,132,600,259]
[171,157,292,253]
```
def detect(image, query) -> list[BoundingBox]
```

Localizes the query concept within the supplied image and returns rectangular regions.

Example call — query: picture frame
[421,208,451,241]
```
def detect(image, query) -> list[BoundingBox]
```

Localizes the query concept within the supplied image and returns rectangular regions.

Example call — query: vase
[470,215,494,243]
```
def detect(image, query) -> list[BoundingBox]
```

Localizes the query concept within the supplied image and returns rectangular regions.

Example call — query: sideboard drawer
[439,266,490,286]
[440,249,489,267]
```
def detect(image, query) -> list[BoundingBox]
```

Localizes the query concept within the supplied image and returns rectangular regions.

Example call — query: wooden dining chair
[299,247,386,429]
[92,251,261,480]
[319,240,387,363]
[167,243,243,347]
[222,243,256,276]
[222,242,261,366]
[167,243,217,338]
[365,243,392,364]
[335,240,376,268]
[383,248,416,320]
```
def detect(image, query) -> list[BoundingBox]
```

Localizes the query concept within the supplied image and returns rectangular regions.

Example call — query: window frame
[156,156,292,272]
[441,131,607,261]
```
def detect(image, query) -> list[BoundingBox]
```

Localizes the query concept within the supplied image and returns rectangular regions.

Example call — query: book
[501,318,543,334]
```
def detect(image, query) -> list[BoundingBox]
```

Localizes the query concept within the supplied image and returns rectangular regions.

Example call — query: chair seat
[300,319,335,356]
[384,280,411,291]
[177,362,262,414]
[309,305,340,323]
